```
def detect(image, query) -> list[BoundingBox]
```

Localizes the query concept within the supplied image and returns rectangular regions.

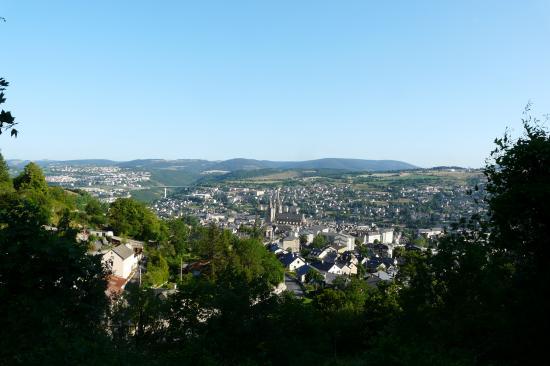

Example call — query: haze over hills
[7,158,418,172]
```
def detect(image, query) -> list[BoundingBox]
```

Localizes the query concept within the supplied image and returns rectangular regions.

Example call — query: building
[102,244,140,279]
[321,232,355,251]
[418,228,444,239]
[281,232,300,253]
[266,189,306,227]
[364,231,382,244]
[381,228,394,244]
[278,252,306,271]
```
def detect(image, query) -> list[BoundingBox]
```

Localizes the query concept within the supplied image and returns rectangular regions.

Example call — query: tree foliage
[0,152,13,192]
[311,233,327,249]
[108,198,161,241]
[0,78,18,137]
[13,162,48,193]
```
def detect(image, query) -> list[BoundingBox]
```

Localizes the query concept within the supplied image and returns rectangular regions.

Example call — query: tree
[370,110,550,365]
[311,234,327,249]
[0,195,114,364]
[232,237,284,288]
[0,152,12,191]
[13,162,48,193]
[0,78,18,137]
[108,198,161,241]
[305,267,324,290]
[85,198,107,227]
[313,288,347,313]
[166,218,190,256]
[481,107,550,362]
[143,250,169,287]
[412,235,428,247]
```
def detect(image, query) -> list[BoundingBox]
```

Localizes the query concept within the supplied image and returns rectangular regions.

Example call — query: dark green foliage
[311,233,327,249]
[0,152,11,182]
[13,162,48,192]
[143,249,169,287]
[108,198,161,241]
[0,77,18,137]
[365,114,550,365]
[0,153,13,192]
[0,194,112,365]
[84,198,108,227]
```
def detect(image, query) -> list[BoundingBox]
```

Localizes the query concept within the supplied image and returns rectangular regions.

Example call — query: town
[56,166,486,296]
[45,164,152,202]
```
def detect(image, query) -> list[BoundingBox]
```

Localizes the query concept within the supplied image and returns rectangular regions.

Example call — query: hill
[8,157,417,172]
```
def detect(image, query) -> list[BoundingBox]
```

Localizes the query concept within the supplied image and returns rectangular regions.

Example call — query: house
[334,262,353,275]
[418,228,443,239]
[364,256,396,273]
[278,252,306,271]
[267,242,285,255]
[298,228,315,244]
[311,261,344,275]
[296,264,315,283]
[366,270,393,287]
[312,246,338,263]
[380,228,394,244]
[321,232,355,251]
[344,261,358,275]
[340,251,358,265]
[102,244,140,279]
[364,231,382,244]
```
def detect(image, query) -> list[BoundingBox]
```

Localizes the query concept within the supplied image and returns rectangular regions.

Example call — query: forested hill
[8,157,417,172]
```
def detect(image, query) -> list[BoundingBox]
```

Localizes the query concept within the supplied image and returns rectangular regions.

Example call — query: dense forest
[1,76,549,365]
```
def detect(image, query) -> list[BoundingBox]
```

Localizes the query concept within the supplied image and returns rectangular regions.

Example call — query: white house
[381,229,394,244]
[334,233,355,251]
[279,253,306,271]
[311,261,344,275]
[102,244,139,279]
[418,228,444,239]
[365,231,382,244]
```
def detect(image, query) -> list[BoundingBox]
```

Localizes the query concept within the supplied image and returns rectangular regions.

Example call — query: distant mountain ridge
[7,158,417,172]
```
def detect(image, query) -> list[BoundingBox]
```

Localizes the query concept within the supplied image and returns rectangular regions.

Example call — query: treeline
[1,116,549,365]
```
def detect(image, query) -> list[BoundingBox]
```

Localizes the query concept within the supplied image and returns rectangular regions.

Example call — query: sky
[1,0,549,168]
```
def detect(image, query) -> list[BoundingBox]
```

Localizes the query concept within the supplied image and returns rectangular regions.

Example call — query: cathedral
[266,189,306,227]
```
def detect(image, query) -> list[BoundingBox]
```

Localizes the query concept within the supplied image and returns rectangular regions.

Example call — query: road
[284,274,304,297]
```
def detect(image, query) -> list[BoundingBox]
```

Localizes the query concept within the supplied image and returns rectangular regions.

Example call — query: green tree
[0,152,12,192]
[13,162,48,193]
[143,250,169,287]
[370,111,550,365]
[85,198,108,227]
[0,195,114,364]
[311,234,327,249]
[305,267,324,290]
[412,235,428,247]
[0,78,18,137]
[166,218,190,255]
[108,198,161,241]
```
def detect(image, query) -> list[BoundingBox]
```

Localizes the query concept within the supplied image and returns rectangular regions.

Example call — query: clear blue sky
[1,0,549,167]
